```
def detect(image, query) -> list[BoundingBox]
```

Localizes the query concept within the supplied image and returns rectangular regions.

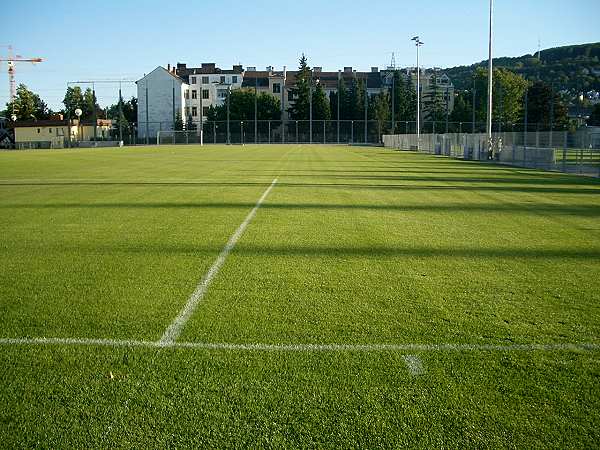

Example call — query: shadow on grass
[3,202,599,217]
[1,181,599,194]
[60,243,600,260]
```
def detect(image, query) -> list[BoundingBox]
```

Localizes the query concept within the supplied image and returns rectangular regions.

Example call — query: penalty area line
[0,337,599,353]
[158,177,278,345]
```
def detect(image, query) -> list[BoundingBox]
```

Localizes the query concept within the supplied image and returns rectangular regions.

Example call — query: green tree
[392,71,417,122]
[312,83,330,120]
[473,67,528,127]
[62,86,84,118]
[371,91,390,140]
[174,112,184,131]
[525,80,569,130]
[588,103,600,126]
[422,76,446,131]
[106,97,138,129]
[205,89,281,121]
[288,54,311,120]
[5,84,51,120]
[449,90,472,124]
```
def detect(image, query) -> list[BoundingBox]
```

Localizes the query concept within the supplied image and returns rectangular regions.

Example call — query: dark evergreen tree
[312,83,330,120]
[287,54,311,120]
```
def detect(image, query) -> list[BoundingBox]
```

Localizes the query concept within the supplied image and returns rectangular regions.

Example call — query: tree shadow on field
[67,242,600,261]
[1,181,599,194]
[4,201,599,217]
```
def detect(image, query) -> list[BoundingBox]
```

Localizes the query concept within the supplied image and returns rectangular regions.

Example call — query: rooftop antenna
[390,52,396,69]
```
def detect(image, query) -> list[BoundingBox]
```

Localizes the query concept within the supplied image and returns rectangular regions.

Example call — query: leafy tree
[5,84,51,120]
[288,54,311,120]
[63,86,101,120]
[205,89,281,121]
[312,83,330,120]
[473,67,528,127]
[524,80,569,130]
[588,103,600,126]
[106,96,138,129]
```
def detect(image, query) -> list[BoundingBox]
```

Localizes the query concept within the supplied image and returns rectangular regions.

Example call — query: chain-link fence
[383,130,600,178]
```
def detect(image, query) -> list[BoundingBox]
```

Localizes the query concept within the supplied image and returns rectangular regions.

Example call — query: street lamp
[411,36,424,150]
[75,108,82,142]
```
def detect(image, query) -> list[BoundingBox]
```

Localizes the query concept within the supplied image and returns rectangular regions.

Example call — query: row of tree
[2,84,137,129]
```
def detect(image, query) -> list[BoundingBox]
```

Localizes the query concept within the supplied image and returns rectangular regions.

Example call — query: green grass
[1,144,600,448]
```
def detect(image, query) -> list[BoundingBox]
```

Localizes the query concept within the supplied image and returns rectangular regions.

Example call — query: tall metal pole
[92,83,97,141]
[309,70,313,144]
[337,70,341,143]
[472,78,476,133]
[391,71,395,134]
[118,83,123,143]
[254,76,258,143]
[412,36,423,150]
[172,80,176,131]
[282,66,286,143]
[445,86,449,133]
[145,82,149,145]
[199,74,203,144]
[364,75,368,143]
[226,85,231,145]
[486,0,494,158]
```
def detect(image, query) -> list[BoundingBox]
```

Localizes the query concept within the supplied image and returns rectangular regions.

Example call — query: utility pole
[226,85,231,145]
[145,82,149,145]
[486,0,494,158]
[255,75,258,143]
[199,72,203,144]
[391,71,395,134]
[118,82,123,142]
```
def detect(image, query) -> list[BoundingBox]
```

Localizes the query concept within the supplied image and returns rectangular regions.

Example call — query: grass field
[1,144,599,448]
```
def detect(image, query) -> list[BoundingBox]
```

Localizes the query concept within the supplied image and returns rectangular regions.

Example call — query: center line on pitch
[158,178,278,344]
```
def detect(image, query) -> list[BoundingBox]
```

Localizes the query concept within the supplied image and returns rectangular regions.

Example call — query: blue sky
[2,0,599,110]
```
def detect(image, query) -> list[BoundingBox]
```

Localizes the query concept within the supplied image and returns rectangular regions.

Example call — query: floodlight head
[411,36,419,41]
[11,114,17,121]
[75,108,82,117]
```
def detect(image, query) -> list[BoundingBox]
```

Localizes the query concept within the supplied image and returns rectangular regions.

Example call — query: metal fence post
[323,120,326,144]
[351,120,354,143]
[213,122,216,144]
[296,121,298,143]
[268,121,271,144]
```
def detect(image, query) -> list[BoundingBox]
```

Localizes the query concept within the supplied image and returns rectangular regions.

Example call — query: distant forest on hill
[445,42,600,96]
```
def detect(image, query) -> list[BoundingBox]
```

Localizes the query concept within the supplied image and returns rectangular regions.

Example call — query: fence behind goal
[383,131,600,178]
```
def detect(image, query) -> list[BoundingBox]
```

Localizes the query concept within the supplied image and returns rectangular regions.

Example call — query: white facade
[184,72,243,123]
[136,67,188,139]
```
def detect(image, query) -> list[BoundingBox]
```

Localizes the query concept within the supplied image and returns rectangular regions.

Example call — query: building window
[202,89,209,99]
[220,76,226,84]
[203,106,209,116]
[273,83,281,94]
[49,128,53,133]
[192,106,197,117]
[217,90,227,99]
[191,76,196,84]
[202,76,209,84]
[37,128,40,133]
[232,76,238,84]
[185,107,190,116]
[192,90,197,99]
[185,90,189,99]
[288,92,295,101]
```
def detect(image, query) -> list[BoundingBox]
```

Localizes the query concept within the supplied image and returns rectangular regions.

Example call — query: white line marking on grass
[1,337,599,353]
[403,355,424,376]
[158,178,279,345]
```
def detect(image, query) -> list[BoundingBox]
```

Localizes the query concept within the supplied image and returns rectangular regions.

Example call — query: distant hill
[445,42,600,95]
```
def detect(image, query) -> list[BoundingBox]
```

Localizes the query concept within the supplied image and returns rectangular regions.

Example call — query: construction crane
[0,45,43,103]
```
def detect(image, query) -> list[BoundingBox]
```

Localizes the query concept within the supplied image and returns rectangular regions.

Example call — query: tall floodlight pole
[118,81,123,143]
[486,0,494,158]
[254,75,258,143]
[199,73,203,145]
[411,36,424,150]
[309,70,313,144]
[227,84,231,145]
[337,70,341,144]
